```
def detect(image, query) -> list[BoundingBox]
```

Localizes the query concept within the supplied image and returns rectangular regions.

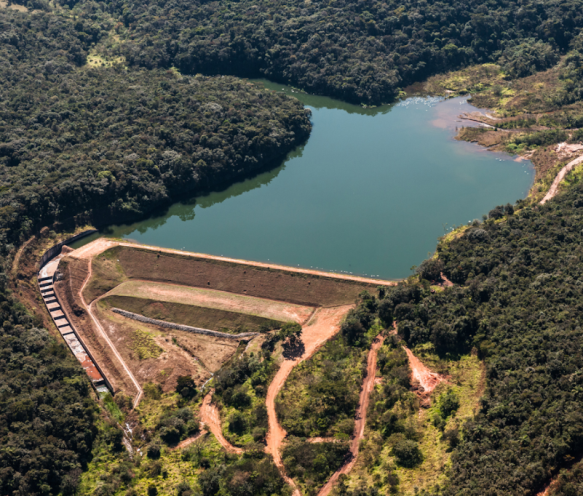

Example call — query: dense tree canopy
[0,7,310,495]
[57,0,583,104]
[372,186,583,495]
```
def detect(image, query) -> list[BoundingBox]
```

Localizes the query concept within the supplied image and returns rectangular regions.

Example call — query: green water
[73,82,533,279]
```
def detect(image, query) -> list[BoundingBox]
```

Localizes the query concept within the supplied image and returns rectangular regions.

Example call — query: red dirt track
[79,258,143,407]
[200,390,243,454]
[318,334,385,496]
[265,305,353,496]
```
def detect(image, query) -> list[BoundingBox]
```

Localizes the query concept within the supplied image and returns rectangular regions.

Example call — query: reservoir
[74,83,534,280]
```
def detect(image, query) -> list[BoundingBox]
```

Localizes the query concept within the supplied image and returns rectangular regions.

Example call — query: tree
[391,436,423,468]
[176,375,198,400]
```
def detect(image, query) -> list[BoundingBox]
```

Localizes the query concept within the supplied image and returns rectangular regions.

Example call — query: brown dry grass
[95,305,224,392]
[114,246,377,307]
[107,280,315,324]
[101,294,284,332]
[82,249,126,303]
[93,304,239,391]
[55,257,136,394]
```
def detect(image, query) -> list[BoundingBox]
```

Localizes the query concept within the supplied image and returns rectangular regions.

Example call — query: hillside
[29,0,583,105]
[4,0,583,494]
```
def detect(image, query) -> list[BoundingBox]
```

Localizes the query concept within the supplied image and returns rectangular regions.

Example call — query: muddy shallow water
[73,85,534,279]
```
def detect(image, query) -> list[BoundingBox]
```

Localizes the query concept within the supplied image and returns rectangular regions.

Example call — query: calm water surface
[74,83,534,279]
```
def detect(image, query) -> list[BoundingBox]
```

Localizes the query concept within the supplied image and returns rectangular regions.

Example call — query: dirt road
[70,238,397,286]
[200,390,243,454]
[265,305,353,496]
[318,334,385,496]
[173,430,207,450]
[79,258,143,408]
[541,153,583,204]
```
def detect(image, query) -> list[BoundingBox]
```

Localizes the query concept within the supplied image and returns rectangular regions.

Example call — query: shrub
[390,435,423,468]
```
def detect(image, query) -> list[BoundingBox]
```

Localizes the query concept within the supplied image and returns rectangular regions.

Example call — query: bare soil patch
[404,347,448,407]
[94,305,239,390]
[107,280,314,324]
[540,152,583,204]
[102,294,283,333]
[265,305,353,495]
[55,257,136,394]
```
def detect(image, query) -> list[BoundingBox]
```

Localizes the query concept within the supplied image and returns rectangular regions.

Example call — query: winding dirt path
[200,390,243,454]
[79,259,143,408]
[318,334,385,496]
[173,430,207,450]
[265,305,353,496]
[541,153,583,204]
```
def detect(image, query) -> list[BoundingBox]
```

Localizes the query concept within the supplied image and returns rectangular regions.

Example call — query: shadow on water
[72,143,306,247]
[72,82,534,279]
[253,79,396,116]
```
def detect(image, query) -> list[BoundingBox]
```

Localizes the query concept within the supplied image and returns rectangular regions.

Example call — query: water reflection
[72,85,534,279]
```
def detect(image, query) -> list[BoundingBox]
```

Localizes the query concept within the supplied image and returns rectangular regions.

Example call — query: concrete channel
[38,235,112,395]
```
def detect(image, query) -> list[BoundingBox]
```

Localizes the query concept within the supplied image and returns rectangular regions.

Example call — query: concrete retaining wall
[38,229,98,270]
[111,308,259,340]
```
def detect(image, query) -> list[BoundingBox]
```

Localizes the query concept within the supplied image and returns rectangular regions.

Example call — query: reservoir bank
[72,83,534,280]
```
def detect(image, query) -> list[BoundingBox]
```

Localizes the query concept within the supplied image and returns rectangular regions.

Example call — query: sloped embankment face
[54,257,135,394]
[104,280,315,324]
[111,245,379,307]
[100,294,285,333]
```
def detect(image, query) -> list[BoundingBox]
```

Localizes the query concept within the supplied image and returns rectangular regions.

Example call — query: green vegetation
[282,438,349,495]
[0,324,98,495]
[129,329,163,360]
[338,336,483,494]
[276,333,366,438]
[0,8,311,247]
[372,183,583,495]
[102,294,284,333]
[50,0,583,105]
[213,352,277,448]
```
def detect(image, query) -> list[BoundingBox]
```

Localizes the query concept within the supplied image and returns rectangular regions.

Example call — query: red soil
[265,305,353,496]
[200,390,243,455]
[318,334,385,496]
[173,430,207,450]
[440,272,454,287]
[404,347,445,393]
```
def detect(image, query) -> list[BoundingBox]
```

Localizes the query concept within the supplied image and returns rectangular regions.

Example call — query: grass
[83,246,127,302]
[102,393,125,423]
[101,294,284,333]
[389,348,484,494]
[343,342,484,495]
[86,54,125,68]
[129,329,163,360]
[276,333,367,438]
[108,279,313,323]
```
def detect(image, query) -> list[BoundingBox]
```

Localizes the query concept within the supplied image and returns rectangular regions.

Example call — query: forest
[4,0,583,493]
[0,6,310,496]
[321,183,583,495]
[44,0,583,104]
